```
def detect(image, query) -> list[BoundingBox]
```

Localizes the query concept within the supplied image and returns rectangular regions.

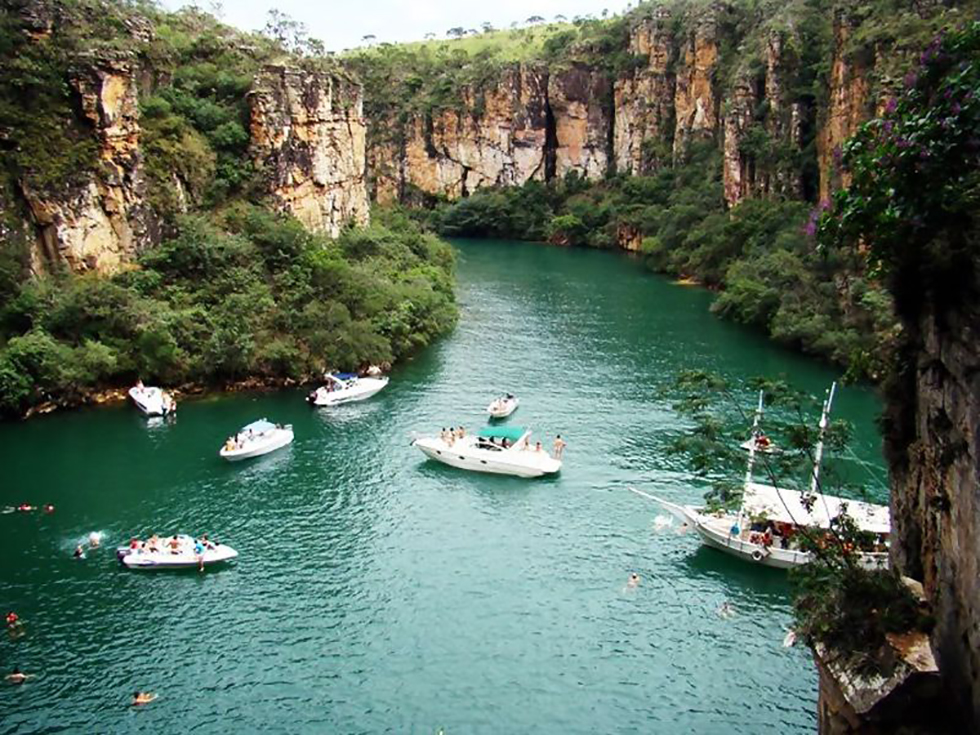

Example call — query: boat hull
[309,378,388,406]
[117,540,238,570]
[633,490,889,571]
[219,429,294,461]
[487,398,519,419]
[413,437,559,478]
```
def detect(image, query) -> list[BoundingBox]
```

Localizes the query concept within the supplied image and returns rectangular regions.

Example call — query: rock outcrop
[549,63,610,180]
[372,64,551,203]
[613,8,676,174]
[672,6,721,157]
[23,51,153,275]
[248,66,370,236]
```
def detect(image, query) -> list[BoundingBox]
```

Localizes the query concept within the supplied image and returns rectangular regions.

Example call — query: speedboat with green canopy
[412,425,562,478]
[219,419,294,461]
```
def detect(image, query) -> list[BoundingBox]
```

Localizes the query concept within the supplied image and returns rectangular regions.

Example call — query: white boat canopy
[742,481,890,535]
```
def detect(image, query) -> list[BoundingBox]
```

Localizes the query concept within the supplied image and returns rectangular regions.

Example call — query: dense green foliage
[0,2,458,417]
[0,206,456,416]
[428,145,898,379]
[819,21,980,321]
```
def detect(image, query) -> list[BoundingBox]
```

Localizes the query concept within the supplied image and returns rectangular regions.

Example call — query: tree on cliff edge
[819,21,980,728]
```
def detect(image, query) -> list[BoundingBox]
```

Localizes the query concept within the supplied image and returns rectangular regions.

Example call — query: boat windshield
[241,419,276,434]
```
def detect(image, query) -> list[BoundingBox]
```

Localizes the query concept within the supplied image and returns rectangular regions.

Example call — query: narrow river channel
[0,239,887,733]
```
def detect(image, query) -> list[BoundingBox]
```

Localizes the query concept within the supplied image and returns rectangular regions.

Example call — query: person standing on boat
[553,435,566,459]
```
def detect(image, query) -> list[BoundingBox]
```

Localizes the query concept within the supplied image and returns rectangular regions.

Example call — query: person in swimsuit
[6,668,34,685]
[132,691,157,705]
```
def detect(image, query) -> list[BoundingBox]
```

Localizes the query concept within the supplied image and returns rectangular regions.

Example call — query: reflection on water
[0,239,885,733]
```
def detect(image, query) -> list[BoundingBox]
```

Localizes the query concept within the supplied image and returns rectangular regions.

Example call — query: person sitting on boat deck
[553,435,566,459]
[502,438,510,448]
[6,668,34,685]
[535,441,543,452]
[73,545,85,559]
[456,426,465,439]
[225,437,235,452]
[129,537,140,550]
[147,534,160,551]
[132,691,157,706]
[762,528,774,548]
[447,428,455,446]
[168,535,181,553]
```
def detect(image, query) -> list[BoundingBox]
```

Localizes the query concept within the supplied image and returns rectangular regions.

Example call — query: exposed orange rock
[249,66,370,237]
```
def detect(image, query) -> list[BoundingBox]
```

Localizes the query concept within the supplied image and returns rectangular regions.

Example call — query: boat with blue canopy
[219,418,294,461]
[412,425,562,478]
[308,370,389,407]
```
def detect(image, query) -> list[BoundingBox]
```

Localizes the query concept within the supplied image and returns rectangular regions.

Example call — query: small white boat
[487,394,519,419]
[307,372,389,407]
[128,384,175,416]
[631,385,890,570]
[219,419,293,461]
[116,535,238,569]
[412,426,561,478]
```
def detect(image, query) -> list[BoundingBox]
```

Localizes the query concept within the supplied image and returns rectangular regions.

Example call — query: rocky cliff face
[371,63,551,203]
[21,51,154,275]
[370,61,615,202]
[817,8,875,203]
[612,8,676,174]
[248,66,370,236]
[886,294,980,727]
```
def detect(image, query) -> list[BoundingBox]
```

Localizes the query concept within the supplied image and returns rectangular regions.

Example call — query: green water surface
[0,240,887,733]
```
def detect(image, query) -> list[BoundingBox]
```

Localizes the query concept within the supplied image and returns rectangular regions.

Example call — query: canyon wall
[248,66,370,236]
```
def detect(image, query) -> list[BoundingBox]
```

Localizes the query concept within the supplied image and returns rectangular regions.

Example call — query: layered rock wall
[22,52,153,275]
[248,66,370,236]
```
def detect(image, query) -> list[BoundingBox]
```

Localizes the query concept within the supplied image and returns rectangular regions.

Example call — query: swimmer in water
[717,601,735,619]
[73,545,85,559]
[6,668,34,685]
[132,691,158,705]
[43,504,54,514]
[17,504,36,513]
[626,572,640,588]
[88,532,101,548]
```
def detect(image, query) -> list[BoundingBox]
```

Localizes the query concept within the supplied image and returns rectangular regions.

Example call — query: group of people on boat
[440,426,466,445]
[4,503,55,514]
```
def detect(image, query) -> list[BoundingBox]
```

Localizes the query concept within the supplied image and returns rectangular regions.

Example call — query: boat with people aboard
[307,370,389,407]
[487,393,519,419]
[219,419,293,461]
[412,425,562,478]
[128,381,176,416]
[116,534,237,570]
[631,384,891,570]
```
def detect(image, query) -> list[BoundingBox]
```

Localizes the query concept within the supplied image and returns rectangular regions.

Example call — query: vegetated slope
[0,1,456,416]
[348,0,979,380]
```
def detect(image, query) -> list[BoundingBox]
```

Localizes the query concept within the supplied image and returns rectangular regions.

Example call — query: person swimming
[42,504,55,514]
[73,545,85,559]
[6,668,34,685]
[132,691,157,705]
[16,504,35,512]
[717,601,735,619]
[88,532,101,548]
[5,612,19,629]
[627,573,640,588]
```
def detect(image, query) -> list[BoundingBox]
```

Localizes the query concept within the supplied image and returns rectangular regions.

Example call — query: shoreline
[21,375,318,421]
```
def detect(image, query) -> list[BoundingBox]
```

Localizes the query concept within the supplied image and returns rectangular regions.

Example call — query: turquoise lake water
[0,239,887,733]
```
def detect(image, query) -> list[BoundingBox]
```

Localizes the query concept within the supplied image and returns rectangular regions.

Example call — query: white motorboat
[487,394,519,419]
[412,426,561,478]
[128,384,175,416]
[307,372,389,407]
[631,385,890,570]
[116,535,238,569]
[219,419,293,461]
